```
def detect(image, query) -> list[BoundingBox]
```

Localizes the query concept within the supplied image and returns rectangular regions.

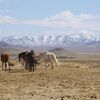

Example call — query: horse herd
[0,50,59,71]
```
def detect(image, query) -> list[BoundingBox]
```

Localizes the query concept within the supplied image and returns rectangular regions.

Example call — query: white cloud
[0,15,17,23]
[0,10,100,35]
[42,11,100,31]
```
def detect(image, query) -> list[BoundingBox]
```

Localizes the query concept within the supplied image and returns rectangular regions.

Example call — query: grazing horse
[38,51,59,69]
[18,51,28,70]
[1,54,11,71]
[18,51,38,71]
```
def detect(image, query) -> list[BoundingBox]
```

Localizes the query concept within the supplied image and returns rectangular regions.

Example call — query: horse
[1,54,12,71]
[38,51,59,69]
[18,51,39,71]
[18,51,28,70]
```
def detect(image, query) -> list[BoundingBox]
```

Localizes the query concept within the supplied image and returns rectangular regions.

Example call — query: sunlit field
[0,57,100,100]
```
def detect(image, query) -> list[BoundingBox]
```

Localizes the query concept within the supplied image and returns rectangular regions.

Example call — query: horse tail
[52,54,59,67]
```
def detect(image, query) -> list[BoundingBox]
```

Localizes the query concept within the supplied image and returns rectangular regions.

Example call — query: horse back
[1,54,10,62]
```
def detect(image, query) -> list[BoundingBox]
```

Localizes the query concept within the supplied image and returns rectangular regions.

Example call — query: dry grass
[0,59,100,100]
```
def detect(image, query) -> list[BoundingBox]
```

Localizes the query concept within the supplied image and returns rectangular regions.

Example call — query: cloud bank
[0,10,100,36]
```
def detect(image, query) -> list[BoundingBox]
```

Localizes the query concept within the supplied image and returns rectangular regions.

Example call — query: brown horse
[1,54,11,71]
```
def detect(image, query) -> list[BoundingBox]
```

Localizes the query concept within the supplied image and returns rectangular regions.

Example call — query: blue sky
[0,0,100,38]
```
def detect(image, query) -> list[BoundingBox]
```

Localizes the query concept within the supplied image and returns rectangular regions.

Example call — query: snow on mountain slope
[0,34,100,48]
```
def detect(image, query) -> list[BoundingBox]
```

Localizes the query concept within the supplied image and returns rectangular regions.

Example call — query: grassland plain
[0,59,100,100]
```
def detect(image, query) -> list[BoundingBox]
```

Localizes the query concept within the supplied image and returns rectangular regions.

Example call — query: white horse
[38,51,59,69]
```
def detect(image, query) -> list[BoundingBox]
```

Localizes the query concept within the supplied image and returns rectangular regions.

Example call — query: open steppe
[0,57,100,100]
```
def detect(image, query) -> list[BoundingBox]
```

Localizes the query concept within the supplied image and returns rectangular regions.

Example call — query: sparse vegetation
[0,59,100,100]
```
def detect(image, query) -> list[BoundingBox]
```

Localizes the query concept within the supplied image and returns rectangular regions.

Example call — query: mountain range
[0,34,100,51]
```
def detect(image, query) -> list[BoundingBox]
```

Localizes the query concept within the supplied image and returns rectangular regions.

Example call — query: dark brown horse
[1,54,11,71]
[18,51,39,71]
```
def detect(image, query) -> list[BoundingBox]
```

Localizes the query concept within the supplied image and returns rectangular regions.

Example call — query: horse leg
[32,63,35,72]
[51,62,54,70]
[29,63,32,71]
[34,59,39,70]
[21,59,26,71]
[5,62,7,71]
[8,62,11,71]
[34,63,37,70]
[2,62,4,70]
[25,63,28,71]
[30,62,35,72]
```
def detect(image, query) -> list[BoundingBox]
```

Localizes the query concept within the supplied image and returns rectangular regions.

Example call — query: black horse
[18,51,38,71]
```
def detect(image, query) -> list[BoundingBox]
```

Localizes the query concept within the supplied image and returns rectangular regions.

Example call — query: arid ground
[0,58,100,100]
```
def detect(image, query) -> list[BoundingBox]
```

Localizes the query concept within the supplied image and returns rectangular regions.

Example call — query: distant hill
[49,47,66,52]
[48,47,76,58]
[0,41,11,48]
[0,47,23,54]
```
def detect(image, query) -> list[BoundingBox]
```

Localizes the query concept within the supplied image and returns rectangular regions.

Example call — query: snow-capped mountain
[0,34,100,49]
